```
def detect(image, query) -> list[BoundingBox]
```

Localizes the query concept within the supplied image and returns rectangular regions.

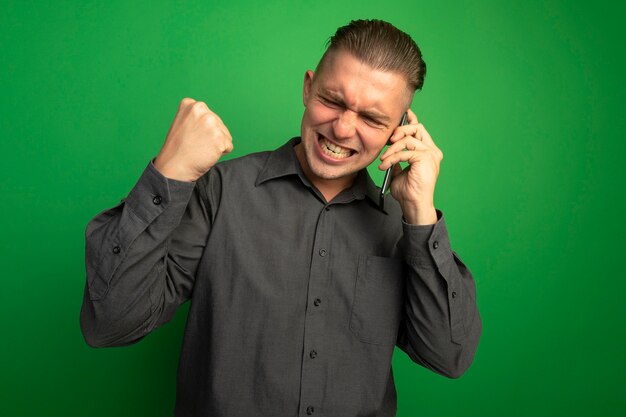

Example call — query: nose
[332,110,357,140]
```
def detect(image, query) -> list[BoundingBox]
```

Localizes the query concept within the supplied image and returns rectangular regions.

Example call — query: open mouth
[317,134,354,160]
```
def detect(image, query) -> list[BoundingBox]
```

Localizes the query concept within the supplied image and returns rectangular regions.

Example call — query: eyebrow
[319,89,392,125]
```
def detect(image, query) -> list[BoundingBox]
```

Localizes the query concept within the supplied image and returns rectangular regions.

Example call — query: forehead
[314,50,411,112]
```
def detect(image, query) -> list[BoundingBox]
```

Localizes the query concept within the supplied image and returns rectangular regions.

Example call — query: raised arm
[80,164,208,347]
[80,98,231,347]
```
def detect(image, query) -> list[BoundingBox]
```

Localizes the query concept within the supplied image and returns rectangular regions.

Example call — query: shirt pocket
[349,255,406,346]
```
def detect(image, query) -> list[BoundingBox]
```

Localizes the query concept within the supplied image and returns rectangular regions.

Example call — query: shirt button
[112,246,121,254]
[313,298,321,307]
[451,291,457,298]
[309,350,317,359]
[152,195,162,205]
[319,249,327,257]
[306,406,315,415]
[432,240,439,249]
[325,206,331,211]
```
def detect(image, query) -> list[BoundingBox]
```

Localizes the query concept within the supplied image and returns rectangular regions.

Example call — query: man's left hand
[378,109,443,225]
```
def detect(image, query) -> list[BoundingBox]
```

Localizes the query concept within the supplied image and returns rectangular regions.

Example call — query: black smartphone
[379,112,409,210]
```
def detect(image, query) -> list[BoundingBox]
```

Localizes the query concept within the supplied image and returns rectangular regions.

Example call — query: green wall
[2,1,624,416]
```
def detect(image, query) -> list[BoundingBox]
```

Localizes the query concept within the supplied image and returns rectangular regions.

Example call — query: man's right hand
[154,98,233,182]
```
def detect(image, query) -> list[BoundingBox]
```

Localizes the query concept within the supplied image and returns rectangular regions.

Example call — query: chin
[306,150,360,181]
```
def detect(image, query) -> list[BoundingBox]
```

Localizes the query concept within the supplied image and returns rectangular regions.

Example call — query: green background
[1,0,624,416]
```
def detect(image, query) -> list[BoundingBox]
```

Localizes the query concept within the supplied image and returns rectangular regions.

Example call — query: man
[81,19,481,417]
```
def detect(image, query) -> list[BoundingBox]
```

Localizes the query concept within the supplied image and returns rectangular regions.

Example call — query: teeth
[321,138,352,159]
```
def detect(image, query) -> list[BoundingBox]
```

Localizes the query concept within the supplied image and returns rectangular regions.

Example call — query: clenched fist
[154,98,233,182]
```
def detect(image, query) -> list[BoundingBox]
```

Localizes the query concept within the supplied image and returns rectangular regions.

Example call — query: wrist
[401,202,437,225]
[153,156,198,182]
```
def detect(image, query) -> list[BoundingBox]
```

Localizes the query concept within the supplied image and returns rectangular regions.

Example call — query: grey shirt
[80,137,481,417]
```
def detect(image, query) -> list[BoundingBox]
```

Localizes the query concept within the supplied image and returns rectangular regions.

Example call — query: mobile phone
[379,112,409,210]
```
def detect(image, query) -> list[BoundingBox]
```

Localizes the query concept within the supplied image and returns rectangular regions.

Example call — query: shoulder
[217,150,273,172]
[195,149,274,200]
[200,150,271,182]
[191,150,273,217]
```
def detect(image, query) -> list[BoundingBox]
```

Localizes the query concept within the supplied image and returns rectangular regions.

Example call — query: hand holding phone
[378,109,442,225]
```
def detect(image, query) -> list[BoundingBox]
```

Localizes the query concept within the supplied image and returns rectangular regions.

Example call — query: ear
[302,70,315,106]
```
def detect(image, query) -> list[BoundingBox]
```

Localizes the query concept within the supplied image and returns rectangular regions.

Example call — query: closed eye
[361,115,387,129]
[318,93,388,129]
[363,116,383,126]
[318,95,343,109]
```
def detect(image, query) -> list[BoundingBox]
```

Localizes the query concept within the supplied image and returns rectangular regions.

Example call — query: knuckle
[180,97,195,107]
[220,140,233,154]
[202,112,217,124]
[192,101,208,114]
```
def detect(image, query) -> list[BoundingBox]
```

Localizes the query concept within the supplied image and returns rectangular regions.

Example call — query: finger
[220,122,231,137]
[179,97,196,110]
[379,147,432,170]
[223,140,234,154]
[192,101,211,116]
[175,98,195,119]
[406,108,419,125]
[389,124,421,143]
[379,149,432,170]
[380,136,430,161]
[381,137,430,163]
[417,123,435,147]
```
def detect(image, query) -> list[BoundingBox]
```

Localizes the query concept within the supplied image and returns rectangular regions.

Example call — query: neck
[294,143,356,202]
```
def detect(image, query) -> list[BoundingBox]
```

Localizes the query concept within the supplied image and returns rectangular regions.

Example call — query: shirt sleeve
[396,209,482,378]
[79,160,217,348]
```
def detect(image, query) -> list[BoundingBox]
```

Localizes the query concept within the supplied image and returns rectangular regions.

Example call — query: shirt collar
[255,137,303,185]
[351,167,384,210]
[256,137,386,213]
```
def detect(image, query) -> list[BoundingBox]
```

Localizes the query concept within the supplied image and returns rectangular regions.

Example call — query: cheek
[359,131,391,156]
[306,103,338,125]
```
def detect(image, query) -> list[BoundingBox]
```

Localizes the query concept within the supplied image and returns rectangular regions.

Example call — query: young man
[81,19,481,417]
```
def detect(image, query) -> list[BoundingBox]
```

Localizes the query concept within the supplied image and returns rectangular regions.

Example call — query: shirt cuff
[124,159,197,227]
[401,209,454,269]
